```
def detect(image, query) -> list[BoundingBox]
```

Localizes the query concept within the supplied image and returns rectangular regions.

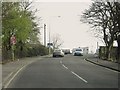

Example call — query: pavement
[85,54,120,72]
[1,54,119,88]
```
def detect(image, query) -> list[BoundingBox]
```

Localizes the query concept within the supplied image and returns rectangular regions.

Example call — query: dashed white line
[62,64,68,69]
[71,71,88,83]
[60,61,62,64]
[60,60,88,83]
[60,60,68,69]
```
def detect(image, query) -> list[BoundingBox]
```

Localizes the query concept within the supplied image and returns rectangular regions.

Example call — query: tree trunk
[106,44,113,61]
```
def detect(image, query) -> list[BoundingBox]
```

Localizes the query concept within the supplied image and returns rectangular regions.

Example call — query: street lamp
[48,16,61,54]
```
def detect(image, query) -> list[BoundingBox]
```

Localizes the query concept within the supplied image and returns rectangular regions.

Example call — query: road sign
[10,35,16,45]
[47,43,53,46]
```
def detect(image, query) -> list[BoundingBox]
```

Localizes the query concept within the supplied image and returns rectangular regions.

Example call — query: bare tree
[51,33,64,50]
[81,1,120,60]
[114,2,120,61]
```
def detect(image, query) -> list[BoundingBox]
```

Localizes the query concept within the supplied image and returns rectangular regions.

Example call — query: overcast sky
[31,1,105,53]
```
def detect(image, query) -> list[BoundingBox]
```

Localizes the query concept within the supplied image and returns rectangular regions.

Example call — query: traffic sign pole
[47,43,53,55]
[12,45,15,61]
[10,35,16,61]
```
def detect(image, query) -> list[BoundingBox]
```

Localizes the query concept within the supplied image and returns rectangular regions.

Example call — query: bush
[2,44,49,61]
[26,44,49,57]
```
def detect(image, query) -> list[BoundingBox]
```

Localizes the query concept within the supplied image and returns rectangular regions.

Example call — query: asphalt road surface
[7,54,118,88]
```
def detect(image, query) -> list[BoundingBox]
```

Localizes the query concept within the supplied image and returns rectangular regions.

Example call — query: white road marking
[60,61,62,64]
[4,59,41,88]
[105,68,119,73]
[4,65,27,88]
[71,71,88,83]
[3,72,13,83]
[60,59,87,83]
[60,60,68,69]
[62,64,68,69]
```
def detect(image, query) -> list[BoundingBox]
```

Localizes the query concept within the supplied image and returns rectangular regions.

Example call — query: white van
[73,48,83,56]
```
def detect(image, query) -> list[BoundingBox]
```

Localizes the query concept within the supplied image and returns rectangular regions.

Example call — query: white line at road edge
[71,71,88,83]
[62,64,68,69]
[105,67,119,73]
[4,65,27,88]
[4,60,35,88]
[84,59,119,73]
[3,72,13,84]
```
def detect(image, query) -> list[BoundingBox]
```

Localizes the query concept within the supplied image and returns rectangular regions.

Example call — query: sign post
[10,35,16,61]
[47,43,53,54]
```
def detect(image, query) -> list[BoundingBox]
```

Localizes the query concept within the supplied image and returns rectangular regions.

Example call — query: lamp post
[97,42,99,50]
[48,16,61,55]
[44,24,46,46]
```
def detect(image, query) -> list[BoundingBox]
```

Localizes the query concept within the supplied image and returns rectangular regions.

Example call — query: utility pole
[49,22,51,55]
[97,42,99,49]
[44,24,46,46]
[48,16,61,55]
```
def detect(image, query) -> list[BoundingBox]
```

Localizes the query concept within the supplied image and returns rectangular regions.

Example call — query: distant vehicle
[53,49,64,57]
[62,49,71,54]
[73,48,83,56]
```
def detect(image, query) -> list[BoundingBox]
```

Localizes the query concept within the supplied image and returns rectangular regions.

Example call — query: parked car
[53,49,64,57]
[73,48,83,56]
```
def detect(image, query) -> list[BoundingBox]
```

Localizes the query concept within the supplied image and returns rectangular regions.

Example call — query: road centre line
[60,60,68,69]
[60,61,62,64]
[62,64,68,69]
[60,60,87,83]
[71,71,88,83]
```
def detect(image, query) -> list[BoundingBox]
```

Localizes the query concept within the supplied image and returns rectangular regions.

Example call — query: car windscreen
[76,49,82,51]
[54,50,61,52]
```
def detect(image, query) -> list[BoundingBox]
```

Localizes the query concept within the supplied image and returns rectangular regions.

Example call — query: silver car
[53,49,64,57]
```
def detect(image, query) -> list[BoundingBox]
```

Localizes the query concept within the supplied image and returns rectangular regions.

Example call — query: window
[76,49,82,51]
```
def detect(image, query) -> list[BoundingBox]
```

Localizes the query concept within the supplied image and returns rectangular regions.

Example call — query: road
[7,54,118,88]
